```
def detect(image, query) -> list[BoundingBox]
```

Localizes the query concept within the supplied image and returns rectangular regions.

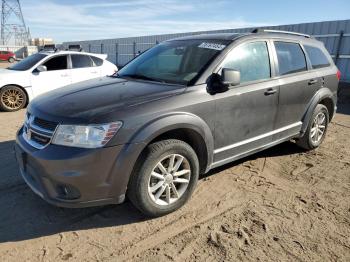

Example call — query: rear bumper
[15,126,144,208]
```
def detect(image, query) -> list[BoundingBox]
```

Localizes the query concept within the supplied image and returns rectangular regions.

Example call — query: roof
[167,31,320,44]
[39,50,108,59]
[168,33,247,41]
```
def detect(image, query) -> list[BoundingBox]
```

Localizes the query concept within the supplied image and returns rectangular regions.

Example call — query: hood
[0,68,28,86]
[29,76,186,123]
[0,68,25,76]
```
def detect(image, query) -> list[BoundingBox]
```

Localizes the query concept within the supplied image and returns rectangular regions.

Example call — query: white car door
[70,54,100,84]
[30,55,72,97]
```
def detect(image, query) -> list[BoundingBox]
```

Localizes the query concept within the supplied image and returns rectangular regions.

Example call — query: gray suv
[15,30,340,217]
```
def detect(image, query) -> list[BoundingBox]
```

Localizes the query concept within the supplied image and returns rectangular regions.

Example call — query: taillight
[336,70,341,81]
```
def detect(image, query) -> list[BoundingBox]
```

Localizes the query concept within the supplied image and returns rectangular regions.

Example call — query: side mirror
[221,68,240,87]
[36,65,47,72]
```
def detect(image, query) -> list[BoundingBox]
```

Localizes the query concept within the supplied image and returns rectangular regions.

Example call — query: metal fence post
[133,42,136,58]
[115,43,119,66]
[101,43,104,54]
[88,44,91,53]
[335,30,344,64]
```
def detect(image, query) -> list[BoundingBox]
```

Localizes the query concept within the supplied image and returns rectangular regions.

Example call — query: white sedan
[0,50,118,111]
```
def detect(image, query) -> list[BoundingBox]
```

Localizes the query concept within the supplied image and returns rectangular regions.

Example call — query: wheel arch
[301,88,335,135]
[129,113,214,174]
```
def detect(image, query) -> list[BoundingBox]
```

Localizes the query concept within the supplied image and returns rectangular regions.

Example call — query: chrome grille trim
[22,114,58,150]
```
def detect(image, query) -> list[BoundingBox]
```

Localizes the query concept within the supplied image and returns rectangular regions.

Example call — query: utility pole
[1,0,29,46]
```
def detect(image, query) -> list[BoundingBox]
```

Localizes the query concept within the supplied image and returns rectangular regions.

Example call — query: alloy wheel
[148,154,191,206]
[1,88,24,110]
[310,112,326,144]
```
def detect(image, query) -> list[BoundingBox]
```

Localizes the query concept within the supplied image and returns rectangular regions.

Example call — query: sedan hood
[29,77,186,122]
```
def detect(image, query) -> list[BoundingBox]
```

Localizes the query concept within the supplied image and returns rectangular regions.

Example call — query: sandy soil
[0,83,349,262]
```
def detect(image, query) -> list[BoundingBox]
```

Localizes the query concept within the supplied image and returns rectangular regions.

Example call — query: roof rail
[251,28,311,38]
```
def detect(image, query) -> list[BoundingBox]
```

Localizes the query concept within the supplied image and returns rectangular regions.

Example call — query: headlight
[52,122,122,148]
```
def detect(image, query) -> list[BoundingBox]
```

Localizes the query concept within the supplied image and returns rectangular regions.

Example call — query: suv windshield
[117,39,230,85]
[8,53,47,71]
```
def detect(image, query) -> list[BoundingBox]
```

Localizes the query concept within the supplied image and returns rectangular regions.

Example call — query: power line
[1,0,29,46]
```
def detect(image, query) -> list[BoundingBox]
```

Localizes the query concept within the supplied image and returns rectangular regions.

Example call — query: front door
[31,55,71,97]
[213,41,279,164]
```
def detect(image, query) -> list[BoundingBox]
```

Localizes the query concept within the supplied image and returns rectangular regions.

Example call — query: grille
[31,132,51,145]
[23,114,58,149]
[33,117,58,131]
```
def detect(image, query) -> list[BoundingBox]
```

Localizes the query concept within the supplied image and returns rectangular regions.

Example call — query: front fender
[107,112,214,198]
[129,112,214,170]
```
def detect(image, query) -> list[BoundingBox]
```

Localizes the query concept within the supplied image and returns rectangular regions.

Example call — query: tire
[8,57,15,63]
[127,139,199,217]
[0,85,27,112]
[296,104,329,150]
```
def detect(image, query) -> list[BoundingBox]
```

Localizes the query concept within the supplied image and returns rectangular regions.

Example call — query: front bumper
[15,126,140,208]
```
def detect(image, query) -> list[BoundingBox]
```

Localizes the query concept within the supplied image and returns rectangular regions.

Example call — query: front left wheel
[127,139,199,217]
[0,85,27,112]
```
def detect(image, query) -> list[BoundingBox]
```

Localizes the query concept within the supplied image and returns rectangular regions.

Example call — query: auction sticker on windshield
[198,42,226,50]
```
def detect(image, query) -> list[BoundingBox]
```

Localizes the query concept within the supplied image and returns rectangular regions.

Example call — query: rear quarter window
[304,45,330,69]
[274,42,307,76]
[71,54,93,68]
[90,56,103,66]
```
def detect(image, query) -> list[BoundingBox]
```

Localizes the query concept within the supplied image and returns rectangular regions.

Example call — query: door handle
[61,74,69,77]
[91,71,98,74]
[308,79,318,85]
[264,88,277,96]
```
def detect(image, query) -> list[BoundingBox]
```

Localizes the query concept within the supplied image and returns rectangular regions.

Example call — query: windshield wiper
[118,73,163,82]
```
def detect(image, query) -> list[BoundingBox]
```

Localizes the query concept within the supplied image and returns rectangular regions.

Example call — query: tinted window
[8,53,47,71]
[118,39,229,85]
[275,42,307,75]
[304,45,330,69]
[90,56,103,66]
[222,42,271,83]
[71,55,93,68]
[43,55,68,71]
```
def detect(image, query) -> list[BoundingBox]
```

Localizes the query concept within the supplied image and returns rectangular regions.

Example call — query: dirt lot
[0,78,349,261]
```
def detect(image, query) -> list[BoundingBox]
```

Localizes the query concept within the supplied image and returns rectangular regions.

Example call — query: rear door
[30,55,72,97]
[70,54,100,84]
[271,41,321,140]
[213,40,280,164]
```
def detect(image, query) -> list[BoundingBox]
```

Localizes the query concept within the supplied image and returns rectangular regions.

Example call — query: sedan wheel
[0,86,27,112]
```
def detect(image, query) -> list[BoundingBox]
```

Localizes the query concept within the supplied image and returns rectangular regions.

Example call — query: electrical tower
[1,0,29,46]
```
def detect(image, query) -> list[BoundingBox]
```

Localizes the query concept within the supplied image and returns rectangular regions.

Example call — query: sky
[19,0,350,43]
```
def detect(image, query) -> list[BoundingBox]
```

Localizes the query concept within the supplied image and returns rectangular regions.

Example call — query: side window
[71,55,93,69]
[90,56,103,66]
[222,41,271,83]
[304,45,330,69]
[43,55,68,71]
[274,42,307,75]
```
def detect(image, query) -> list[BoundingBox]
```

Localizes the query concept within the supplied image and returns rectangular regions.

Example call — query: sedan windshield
[117,39,230,85]
[8,53,47,71]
